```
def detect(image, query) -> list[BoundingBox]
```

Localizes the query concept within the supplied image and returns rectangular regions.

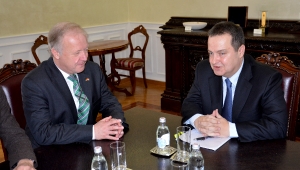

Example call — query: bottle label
[157,133,170,148]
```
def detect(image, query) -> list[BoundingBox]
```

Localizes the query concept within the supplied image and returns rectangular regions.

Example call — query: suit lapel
[209,76,223,113]
[46,58,78,122]
[232,56,253,122]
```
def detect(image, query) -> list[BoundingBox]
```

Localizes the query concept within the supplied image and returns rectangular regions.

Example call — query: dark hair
[208,21,244,51]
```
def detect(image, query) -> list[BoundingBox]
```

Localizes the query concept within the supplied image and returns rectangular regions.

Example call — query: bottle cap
[94,146,102,153]
[159,117,166,123]
[192,143,200,150]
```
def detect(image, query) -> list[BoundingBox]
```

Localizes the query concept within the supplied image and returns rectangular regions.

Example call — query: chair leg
[129,71,136,95]
[142,67,147,88]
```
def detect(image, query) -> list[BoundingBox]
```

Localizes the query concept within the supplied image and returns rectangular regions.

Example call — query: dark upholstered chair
[0,59,37,160]
[112,25,149,95]
[31,35,48,65]
[256,52,300,141]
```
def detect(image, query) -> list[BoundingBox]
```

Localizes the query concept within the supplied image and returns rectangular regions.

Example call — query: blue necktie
[222,78,232,122]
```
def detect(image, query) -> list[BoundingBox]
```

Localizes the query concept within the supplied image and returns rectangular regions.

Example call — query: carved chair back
[31,35,48,65]
[256,52,300,141]
[128,25,149,60]
[0,59,37,129]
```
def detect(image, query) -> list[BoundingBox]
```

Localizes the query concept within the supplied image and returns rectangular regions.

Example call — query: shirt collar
[55,64,77,80]
[222,58,244,86]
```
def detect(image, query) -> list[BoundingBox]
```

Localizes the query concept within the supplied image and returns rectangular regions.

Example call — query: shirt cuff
[229,122,238,138]
[92,125,95,140]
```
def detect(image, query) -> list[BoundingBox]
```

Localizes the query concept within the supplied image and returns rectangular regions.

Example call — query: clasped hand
[13,159,35,170]
[194,109,229,137]
[94,116,124,140]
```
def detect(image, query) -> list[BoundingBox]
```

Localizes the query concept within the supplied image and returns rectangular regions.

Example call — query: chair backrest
[31,35,48,65]
[128,25,149,60]
[256,52,300,141]
[0,59,37,129]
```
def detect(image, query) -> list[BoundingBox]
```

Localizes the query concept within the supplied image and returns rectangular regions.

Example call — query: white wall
[0,23,166,82]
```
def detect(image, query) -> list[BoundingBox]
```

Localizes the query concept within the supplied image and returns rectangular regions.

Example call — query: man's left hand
[212,110,230,137]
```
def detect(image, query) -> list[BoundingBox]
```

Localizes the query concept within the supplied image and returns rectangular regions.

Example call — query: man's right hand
[94,116,124,140]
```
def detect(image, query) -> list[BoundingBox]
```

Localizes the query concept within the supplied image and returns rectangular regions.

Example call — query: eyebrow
[207,49,227,53]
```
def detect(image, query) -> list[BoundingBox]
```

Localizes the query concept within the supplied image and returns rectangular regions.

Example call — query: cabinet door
[161,44,183,112]
[183,46,209,97]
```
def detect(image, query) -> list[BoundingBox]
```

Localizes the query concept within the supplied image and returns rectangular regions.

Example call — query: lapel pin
[85,78,90,81]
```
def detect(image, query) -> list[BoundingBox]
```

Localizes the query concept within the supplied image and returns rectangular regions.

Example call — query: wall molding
[0,22,165,82]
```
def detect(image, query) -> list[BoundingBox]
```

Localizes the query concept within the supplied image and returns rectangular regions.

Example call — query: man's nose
[212,55,221,64]
[81,51,88,61]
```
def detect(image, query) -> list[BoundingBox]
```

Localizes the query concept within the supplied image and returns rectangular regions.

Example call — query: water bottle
[156,117,170,154]
[91,146,108,170]
[189,143,204,170]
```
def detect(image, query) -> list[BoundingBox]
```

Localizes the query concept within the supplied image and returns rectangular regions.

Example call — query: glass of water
[110,141,127,170]
[176,126,191,163]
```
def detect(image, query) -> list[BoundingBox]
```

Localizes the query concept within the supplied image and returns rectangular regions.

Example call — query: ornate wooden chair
[31,35,48,65]
[112,25,149,95]
[256,52,300,141]
[0,59,37,160]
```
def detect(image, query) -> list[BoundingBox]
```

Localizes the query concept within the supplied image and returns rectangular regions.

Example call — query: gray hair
[208,21,245,51]
[48,22,88,54]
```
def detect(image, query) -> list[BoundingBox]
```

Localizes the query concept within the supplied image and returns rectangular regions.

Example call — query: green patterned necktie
[68,74,90,125]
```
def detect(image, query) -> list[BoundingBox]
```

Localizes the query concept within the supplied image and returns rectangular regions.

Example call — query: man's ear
[238,45,245,58]
[51,48,60,59]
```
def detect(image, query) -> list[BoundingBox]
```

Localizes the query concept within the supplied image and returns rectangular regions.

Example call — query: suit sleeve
[181,62,206,123]
[0,89,37,168]
[94,65,129,129]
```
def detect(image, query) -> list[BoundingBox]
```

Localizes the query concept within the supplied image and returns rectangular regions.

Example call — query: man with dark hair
[0,88,37,169]
[181,21,287,142]
[22,22,128,149]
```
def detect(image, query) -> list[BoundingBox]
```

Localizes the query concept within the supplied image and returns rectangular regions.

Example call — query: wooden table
[1,108,299,170]
[88,40,132,96]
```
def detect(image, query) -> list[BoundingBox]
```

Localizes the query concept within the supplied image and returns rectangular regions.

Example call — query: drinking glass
[175,126,191,163]
[110,141,127,170]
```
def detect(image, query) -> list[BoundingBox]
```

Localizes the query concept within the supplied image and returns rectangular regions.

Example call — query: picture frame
[227,6,248,28]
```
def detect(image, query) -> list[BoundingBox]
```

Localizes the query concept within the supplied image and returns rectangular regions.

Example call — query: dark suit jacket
[181,54,288,142]
[22,57,128,149]
[0,88,36,169]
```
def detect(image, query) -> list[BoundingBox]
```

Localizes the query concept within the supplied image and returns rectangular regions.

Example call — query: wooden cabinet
[158,16,300,123]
